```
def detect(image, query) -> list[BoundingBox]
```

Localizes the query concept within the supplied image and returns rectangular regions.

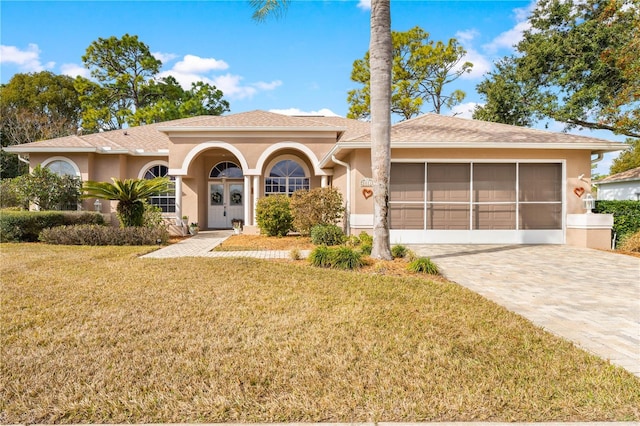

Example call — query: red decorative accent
[362,188,373,199]
[574,187,585,197]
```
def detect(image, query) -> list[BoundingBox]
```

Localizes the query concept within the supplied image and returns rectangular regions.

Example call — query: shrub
[407,257,439,275]
[391,244,408,258]
[290,248,302,260]
[143,202,164,229]
[308,245,363,270]
[255,195,293,237]
[0,179,25,209]
[594,200,640,243]
[329,246,363,270]
[39,225,169,246]
[310,224,345,246]
[619,230,640,253]
[290,187,344,236]
[360,242,372,256]
[358,231,373,245]
[0,210,104,242]
[12,165,81,211]
[308,245,333,268]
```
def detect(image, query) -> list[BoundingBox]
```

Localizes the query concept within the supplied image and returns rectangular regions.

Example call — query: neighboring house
[5,110,626,246]
[594,166,640,201]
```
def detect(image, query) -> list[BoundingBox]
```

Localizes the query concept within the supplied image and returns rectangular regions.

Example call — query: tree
[82,177,170,227]
[13,165,81,211]
[251,0,393,259]
[76,34,229,132]
[348,26,472,120]
[368,0,393,260]
[610,138,640,175]
[474,0,639,138]
[1,71,81,178]
[129,78,230,126]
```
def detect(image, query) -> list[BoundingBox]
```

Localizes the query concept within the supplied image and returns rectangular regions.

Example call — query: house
[5,110,626,248]
[594,166,640,201]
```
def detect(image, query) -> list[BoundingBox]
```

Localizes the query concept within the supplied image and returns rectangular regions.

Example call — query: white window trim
[41,156,81,177]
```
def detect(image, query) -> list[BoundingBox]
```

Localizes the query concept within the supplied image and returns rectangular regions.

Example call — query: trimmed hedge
[0,210,105,242]
[594,200,640,242]
[39,225,169,246]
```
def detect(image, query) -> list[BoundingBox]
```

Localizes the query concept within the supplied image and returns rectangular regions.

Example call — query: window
[209,161,243,178]
[144,164,175,213]
[45,160,77,176]
[265,159,309,195]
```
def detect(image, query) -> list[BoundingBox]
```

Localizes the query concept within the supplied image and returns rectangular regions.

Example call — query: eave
[319,140,628,168]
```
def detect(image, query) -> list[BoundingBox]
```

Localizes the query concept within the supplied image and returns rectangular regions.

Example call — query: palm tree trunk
[369,0,393,260]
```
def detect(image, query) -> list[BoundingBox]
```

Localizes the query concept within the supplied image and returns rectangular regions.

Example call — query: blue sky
[0,0,625,173]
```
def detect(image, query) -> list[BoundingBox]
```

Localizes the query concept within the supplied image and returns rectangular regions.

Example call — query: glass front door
[208,181,243,228]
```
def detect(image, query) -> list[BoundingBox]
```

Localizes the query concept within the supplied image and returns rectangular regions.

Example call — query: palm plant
[82,177,170,227]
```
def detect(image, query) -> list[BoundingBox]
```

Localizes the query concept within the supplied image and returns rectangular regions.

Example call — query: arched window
[265,159,309,195]
[144,164,175,213]
[44,159,77,176]
[209,161,243,178]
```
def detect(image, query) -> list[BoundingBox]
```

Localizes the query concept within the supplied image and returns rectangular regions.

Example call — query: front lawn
[1,243,639,423]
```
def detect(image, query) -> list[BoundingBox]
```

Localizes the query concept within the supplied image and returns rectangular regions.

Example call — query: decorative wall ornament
[573,187,585,197]
[362,188,373,199]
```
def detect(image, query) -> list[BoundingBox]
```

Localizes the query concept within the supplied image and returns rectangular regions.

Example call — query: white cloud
[60,63,90,78]
[357,0,371,10]
[157,53,280,100]
[0,43,54,72]
[483,2,535,54]
[449,102,479,119]
[269,108,340,117]
[152,51,179,64]
[173,54,229,73]
[253,80,283,91]
[454,31,493,80]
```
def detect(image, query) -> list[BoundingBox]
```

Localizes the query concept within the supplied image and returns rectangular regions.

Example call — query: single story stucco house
[595,166,640,201]
[6,110,626,247]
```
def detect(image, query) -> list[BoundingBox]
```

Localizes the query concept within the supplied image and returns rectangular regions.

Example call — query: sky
[0,0,626,174]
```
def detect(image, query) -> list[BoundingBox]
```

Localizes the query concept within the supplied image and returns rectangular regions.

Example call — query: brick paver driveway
[410,244,640,377]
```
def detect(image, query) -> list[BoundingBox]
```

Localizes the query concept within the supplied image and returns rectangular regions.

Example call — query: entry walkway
[141,230,310,259]
[143,235,639,377]
[410,244,640,377]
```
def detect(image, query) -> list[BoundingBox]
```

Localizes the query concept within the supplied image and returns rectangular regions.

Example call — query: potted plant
[232,218,243,234]
[189,222,199,235]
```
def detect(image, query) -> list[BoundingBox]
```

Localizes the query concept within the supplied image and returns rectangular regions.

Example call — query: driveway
[409,244,640,377]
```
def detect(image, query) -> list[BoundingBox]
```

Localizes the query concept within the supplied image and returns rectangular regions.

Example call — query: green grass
[1,243,639,423]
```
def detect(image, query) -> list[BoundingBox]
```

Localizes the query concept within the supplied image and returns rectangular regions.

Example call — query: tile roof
[345,113,618,145]
[595,166,640,184]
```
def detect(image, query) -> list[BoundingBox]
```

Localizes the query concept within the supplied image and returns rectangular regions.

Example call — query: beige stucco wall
[342,147,595,217]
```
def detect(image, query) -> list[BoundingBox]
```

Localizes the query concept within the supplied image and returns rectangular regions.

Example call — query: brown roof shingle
[595,166,640,184]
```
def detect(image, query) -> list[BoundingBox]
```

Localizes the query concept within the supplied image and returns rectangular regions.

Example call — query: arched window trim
[209,161,243,179]
[41,157,81,177]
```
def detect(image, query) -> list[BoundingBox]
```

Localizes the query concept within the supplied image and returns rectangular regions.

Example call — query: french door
[208,180,244,229]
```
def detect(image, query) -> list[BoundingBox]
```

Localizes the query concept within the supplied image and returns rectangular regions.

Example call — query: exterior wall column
[244,175,251,226]
[321,175,328,188]
[253,175,260,225]
[174,175,183,225]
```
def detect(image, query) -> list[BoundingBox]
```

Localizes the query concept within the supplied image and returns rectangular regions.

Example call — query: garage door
[390,162,564,244]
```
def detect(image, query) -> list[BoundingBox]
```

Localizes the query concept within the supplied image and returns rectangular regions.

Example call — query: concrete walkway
[142,234,640,377]
[410,244,640,377]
